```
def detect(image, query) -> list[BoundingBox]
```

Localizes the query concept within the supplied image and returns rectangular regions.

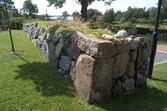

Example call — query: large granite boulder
[114,30,128,38]
[55,37,64,58]
[67,33,81,60]
[70,61,76,81]
[124,78,135,94]
[112,80,123,96]
[75,54,96,103]
[59,56,72,72]
[75,32,117,58]
[52,32,62,44]
[75,54,114,103]
[126,61,135,77]
[112,52,129,78]
[47,41,58,67]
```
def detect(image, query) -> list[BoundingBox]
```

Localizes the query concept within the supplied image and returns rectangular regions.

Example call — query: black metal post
[4,0,15,53]
[148,0,162,78]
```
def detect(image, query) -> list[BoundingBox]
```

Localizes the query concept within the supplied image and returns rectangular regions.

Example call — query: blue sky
[13,0,157,15]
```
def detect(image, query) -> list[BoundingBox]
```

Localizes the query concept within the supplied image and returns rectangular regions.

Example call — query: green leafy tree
[0,4,4,25]
[72,11,80,20]
[0,0,15,25]
[0,4,4,12]
[102,8,115,23]
[62,10,69,19]
[22,0,38,18]
[47,0,114,21]
[124,7,148,23]
[148,7,157,23]
[0,0,15,11]
[160,0,167,20]
[10,8,19,17]
[115,10,123,21]
[87,8,102,20]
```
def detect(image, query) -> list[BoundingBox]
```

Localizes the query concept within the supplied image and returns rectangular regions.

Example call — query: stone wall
[23,23,150,103]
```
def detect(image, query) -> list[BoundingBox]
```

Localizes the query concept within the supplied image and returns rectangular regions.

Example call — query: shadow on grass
[93,87,167,111]
[151,77,167,83]
[14,57,167,111]
[15,52,30,64]
[15,61,75,97]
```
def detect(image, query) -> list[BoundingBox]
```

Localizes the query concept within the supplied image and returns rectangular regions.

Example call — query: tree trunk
[81,0,88,21]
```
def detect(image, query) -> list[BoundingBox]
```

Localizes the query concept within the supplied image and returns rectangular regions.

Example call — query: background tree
[123,7,148,23]
[72,11,80,20]
[102,8,115,23]
[148,7,157,23]
[22,0,38,18]
[115,10,123,21]
[0,0,15,11]
[87,8,102,20]
[47,0,114,21]
[0,3,4,12]
[62,10,69,20]
[0,4,4,25]
[10,8,19,17]
[0,0,15,25]
[160,0,167,20]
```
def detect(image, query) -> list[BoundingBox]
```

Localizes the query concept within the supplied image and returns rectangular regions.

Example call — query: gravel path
[157,44,167,52]
[155,51,167,64]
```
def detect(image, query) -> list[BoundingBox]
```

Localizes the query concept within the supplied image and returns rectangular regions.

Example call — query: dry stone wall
[23,23,150,103]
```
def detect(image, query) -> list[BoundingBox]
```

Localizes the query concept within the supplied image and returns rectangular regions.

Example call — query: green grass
[0,30,167,111]
[158,40,167,45]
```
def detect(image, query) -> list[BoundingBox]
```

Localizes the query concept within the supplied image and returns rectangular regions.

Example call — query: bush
[88,20,98,29]
[102,9,115,24]
[9,17,23,30]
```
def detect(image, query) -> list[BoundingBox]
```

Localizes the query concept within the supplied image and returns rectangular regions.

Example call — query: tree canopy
[0,0,15,25]
[102,8,115,23]
[87,8,102,20]
[0,0,15,11]
[62,10,69,19]
[0,4,4,12]
[47,0,114,21]
[22,0,38,18]
[72,11,80,20]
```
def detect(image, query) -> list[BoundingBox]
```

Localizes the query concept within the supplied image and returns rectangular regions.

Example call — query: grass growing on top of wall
[29,19,114,38]
[0,30,167,111]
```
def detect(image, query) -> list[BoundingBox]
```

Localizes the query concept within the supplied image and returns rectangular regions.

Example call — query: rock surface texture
[23,23,150,103]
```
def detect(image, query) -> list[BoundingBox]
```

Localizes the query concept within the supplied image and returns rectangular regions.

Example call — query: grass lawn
[158,40,167,45]
[0,30,167,111]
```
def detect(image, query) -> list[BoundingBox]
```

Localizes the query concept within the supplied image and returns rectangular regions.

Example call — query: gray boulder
[52,32,62,44]
[55,37,64,58]
[67,33,81,60]
[114,30,128,38]
[59,56,72,72]
[70,61,76,81]
[124,78,135,94]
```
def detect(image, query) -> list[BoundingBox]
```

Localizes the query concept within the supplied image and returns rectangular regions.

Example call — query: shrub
[9,17,23,30]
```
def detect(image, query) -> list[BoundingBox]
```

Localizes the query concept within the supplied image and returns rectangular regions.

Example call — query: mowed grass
[0,30,167,111]
[158,40,167,45]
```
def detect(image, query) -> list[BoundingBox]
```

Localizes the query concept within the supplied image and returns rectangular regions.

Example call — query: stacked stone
[23,23,150,103]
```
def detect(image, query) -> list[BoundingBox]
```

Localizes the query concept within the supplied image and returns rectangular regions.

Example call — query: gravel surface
[155,51,167,64]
